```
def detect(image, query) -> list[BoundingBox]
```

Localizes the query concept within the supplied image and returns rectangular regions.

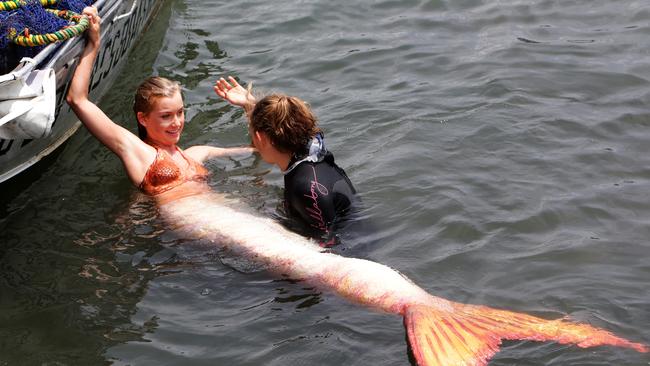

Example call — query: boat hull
[0,0,163,184]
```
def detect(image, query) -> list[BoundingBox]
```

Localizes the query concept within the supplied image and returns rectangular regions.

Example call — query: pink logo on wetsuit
[304,165,329,235]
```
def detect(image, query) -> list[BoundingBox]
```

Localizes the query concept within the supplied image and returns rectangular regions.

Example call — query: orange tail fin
[404,303,647,366]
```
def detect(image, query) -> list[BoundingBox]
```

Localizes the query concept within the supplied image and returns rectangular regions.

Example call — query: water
[1,0,649,364]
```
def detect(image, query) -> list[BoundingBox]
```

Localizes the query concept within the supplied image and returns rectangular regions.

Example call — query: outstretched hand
[214,76,256,110]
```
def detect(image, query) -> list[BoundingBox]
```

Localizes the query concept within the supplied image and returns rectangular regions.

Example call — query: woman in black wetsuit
[214,77,357,246]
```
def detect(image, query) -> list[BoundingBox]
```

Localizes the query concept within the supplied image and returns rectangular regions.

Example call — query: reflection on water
[0,191,162,364]
[1,0,650,365]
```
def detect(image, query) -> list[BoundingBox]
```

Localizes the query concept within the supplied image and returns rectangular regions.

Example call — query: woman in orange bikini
[66,7,252,202]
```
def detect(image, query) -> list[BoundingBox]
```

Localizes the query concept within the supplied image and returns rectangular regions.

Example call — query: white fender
[0,67,56,139]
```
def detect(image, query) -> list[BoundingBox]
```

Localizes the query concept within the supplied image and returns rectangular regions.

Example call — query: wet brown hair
[132,76,182,140]
[250,94,321,155]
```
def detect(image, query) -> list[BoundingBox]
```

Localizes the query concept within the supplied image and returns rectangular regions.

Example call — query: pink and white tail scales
[160,193,648,365]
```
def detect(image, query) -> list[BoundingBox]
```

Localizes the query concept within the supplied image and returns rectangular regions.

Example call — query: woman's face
[140,91,185,145]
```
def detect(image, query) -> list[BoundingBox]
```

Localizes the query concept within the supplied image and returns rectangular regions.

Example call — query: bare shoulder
[121,137,158,186]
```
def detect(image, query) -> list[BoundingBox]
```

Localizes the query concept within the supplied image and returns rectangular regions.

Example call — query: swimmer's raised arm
[66,6,154,186]
[214,76,256,119]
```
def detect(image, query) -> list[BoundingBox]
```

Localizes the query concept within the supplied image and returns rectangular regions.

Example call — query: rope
[0,0,57,11]
[8,7,89,46]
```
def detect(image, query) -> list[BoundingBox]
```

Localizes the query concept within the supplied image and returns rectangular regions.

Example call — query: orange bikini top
[139,146,209,196]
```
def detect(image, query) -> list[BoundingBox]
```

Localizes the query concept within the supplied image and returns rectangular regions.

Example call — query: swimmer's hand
[82,6,101,47]
[214,76,256,115]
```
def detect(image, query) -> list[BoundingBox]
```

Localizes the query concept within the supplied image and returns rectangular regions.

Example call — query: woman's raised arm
[66,7,154,185]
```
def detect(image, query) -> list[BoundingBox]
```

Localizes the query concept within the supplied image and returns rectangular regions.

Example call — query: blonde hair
[250,94,321,155]
[133,76,181,140]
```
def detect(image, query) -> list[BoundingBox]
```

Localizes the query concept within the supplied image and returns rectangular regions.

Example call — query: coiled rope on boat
[0,0,57,11]
[1,0,90,47]
[10,8,88,46]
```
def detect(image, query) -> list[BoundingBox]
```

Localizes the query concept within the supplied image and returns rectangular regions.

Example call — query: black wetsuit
[283,151,358,246]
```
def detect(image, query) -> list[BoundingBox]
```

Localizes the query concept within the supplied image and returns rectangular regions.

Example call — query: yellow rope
[0,0,57,11]
[11,9,90,46]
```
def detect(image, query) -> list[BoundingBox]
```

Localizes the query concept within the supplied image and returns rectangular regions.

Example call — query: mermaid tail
[404,303,648,366]
[160,195,647,364]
